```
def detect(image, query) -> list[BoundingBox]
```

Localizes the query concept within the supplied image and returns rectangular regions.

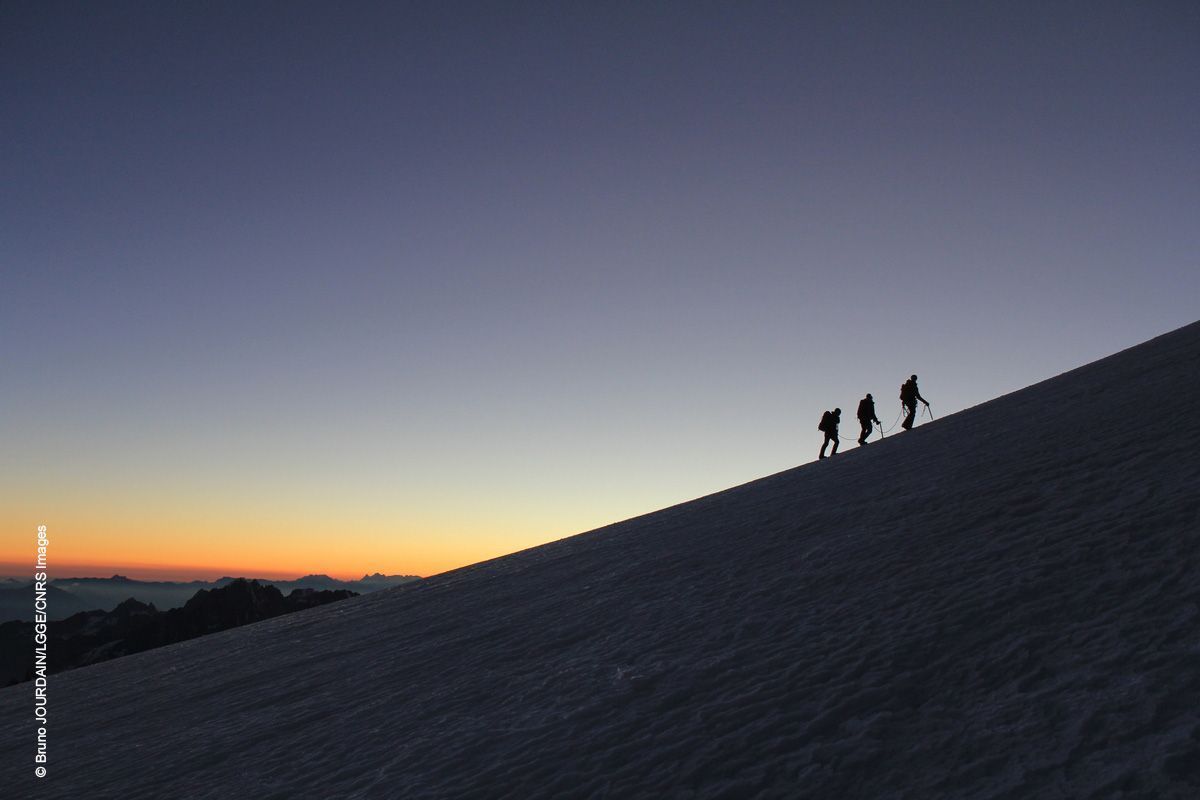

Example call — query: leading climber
[899,375,930,431]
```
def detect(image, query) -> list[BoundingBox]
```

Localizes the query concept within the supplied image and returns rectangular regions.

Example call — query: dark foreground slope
[2,323,1199,799]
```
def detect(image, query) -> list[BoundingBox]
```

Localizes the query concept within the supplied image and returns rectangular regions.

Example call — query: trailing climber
[818,408,841,459]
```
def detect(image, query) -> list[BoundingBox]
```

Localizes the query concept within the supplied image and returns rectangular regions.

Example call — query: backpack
[818,410,833,432]
[900,381,914,403]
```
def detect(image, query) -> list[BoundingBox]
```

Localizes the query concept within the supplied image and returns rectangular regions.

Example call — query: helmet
[911,374,918,381]
[834,408,841,414]
[866,393,872,399]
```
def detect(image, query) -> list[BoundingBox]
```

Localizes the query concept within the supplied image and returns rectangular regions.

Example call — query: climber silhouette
[900,375,929,431]
[818,408,841,459]
[857,393,882,444]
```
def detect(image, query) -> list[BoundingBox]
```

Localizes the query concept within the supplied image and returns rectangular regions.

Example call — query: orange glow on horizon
[0,560,346,583]
[0,548,520,583]
[0,509,601,584]
[0,466,669,586]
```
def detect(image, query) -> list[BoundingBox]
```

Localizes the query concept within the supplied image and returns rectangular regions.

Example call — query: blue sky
[2,1,1197,577]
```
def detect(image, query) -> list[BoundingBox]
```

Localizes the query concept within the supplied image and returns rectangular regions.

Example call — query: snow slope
[3,322,1199,799]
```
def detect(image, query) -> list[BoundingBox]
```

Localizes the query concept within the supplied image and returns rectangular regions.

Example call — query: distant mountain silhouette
[0,584,92,623]
[0,579,356,686]
[0,572,418,621]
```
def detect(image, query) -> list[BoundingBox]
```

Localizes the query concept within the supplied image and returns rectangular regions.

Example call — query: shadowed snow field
[3,322,1199,798]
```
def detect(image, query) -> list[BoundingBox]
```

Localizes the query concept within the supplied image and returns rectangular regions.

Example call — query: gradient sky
[3,1,1198,580]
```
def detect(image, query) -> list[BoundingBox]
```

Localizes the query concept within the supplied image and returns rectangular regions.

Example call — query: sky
[2,1,1198,580]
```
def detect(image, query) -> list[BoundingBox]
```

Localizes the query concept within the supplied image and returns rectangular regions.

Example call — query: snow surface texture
[3,322,1199,799]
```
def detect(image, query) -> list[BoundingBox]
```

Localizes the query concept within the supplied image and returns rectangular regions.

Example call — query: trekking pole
[927,404,934,420]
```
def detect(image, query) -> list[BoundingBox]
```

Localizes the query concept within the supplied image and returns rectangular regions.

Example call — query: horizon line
[0,561,424,583]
